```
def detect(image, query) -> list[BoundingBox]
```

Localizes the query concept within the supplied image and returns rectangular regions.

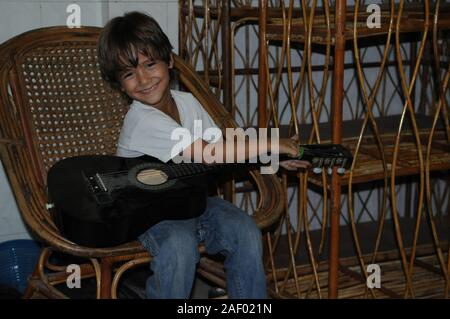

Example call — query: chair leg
[100,257,112,299]
[23,248,68,299]
[23,263,40,299]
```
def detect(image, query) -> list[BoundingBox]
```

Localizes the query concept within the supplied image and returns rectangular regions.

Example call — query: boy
[98,11,308,299]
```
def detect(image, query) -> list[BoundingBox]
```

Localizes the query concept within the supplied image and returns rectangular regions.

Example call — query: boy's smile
[119,52,173,110]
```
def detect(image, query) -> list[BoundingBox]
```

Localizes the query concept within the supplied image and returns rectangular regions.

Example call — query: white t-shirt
[117,90,220,162]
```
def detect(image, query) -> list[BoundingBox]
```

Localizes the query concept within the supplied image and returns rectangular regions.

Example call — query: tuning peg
[327,167,333,175]
[312,167,322,174]
[337,167,346,175]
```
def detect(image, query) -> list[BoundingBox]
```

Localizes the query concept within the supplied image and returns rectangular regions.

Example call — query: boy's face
[119,52,173,109]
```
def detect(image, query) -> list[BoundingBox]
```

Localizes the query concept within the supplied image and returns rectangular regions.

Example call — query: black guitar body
[47,155,208,247]
[46,144,353,248]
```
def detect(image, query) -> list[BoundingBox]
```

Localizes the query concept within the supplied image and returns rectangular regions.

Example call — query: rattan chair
[0,26,284,299]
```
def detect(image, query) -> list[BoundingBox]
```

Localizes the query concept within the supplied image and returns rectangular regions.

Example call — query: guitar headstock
[296,144,353,174]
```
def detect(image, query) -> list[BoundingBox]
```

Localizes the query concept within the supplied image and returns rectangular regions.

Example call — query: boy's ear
[168,54,174,69]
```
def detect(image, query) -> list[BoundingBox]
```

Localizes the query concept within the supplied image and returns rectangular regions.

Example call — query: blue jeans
[138,196,267,299]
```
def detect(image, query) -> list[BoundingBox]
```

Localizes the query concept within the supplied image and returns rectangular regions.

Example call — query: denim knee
[201,197,263,257]
[139,219,199,258]
[158,230,200,266]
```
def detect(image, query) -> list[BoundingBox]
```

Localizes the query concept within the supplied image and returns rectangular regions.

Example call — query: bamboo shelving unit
[180,0,450,299]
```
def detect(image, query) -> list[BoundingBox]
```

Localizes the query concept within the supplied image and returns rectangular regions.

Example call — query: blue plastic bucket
[0,239,41,294]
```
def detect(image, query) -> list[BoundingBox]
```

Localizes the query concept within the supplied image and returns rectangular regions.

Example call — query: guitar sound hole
[136,169,168,186]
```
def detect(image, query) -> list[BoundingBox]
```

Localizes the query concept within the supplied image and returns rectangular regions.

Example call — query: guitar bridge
[83,172,114,206]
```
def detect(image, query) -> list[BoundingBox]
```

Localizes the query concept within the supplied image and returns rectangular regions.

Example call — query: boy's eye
[145,62,156,68]
[122,72,133,79]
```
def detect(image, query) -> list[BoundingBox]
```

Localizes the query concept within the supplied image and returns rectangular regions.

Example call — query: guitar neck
[168,143,352,179]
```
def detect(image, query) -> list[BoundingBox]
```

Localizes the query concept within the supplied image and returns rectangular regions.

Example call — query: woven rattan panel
[17,43,129,171]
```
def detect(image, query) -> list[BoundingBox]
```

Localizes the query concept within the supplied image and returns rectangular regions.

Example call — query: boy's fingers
[290,134,300,143]
[280,160,311,170]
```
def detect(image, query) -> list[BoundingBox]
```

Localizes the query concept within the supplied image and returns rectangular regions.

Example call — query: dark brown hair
[98,11,173,89]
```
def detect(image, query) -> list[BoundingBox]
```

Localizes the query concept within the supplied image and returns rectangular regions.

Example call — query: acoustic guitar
[47,144,352,247]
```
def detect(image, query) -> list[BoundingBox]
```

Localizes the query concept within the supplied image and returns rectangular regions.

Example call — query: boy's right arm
[180,137,309,170]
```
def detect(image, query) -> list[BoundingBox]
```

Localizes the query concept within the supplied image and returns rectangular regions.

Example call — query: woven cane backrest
[10,37,129,179]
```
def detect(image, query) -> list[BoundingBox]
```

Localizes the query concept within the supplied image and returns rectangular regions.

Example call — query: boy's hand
[279,136,300,157]
[280,159,310,171]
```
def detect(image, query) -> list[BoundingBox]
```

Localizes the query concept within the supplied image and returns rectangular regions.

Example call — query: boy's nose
[136,70,151,86]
